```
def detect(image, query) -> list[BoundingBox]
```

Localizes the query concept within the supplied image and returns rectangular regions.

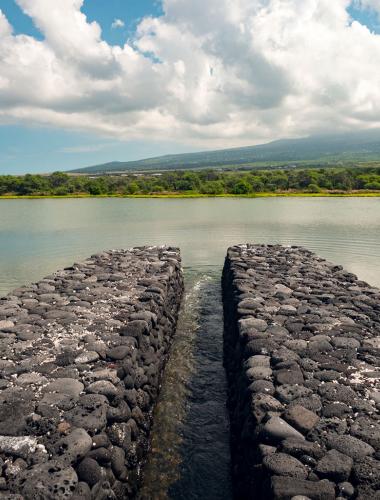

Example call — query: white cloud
[112,18,125,29]
[0,0,380,149]
[356,0,380,13]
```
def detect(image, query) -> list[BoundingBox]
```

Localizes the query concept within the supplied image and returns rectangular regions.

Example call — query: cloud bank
[1,0,380,148]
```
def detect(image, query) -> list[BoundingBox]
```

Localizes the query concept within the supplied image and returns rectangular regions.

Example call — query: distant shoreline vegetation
[1,167,380,198]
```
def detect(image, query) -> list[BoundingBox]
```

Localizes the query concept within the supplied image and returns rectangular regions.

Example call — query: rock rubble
[223,244,380,500]
[0,246,183,499]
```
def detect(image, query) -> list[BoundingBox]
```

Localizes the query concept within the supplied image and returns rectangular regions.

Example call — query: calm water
[139,270,232,500]
[1,197,380,498]
[0,197,380,295]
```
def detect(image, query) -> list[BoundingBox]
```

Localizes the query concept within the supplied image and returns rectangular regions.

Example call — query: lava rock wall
[223,244,380,500]
[0,246,183,499]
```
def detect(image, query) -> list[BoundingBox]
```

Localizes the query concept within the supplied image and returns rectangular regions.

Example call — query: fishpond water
[1,197,379,499]
[0,198,379,294]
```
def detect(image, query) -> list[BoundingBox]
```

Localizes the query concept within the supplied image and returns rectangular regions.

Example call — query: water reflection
[1,198,380,294]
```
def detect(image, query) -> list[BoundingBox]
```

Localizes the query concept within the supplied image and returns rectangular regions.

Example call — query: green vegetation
[70,130,380,174]
[1,167,380,198]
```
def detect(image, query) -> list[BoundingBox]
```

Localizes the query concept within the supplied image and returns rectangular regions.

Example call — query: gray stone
[17,460,78,499]
[77,458,102,487]
[290,395,322,413]
[263,452,308,478]
[281,438,324,459]
[275,369,304,385]
[283,405,320,434]
[327,434,375,460]
[43,378,84,398]
[316,449,353,481]
[331,337,360,349]
[251,394,284,423]
[350,417,380,449]
[74,351,99,364]
[245,355,271,368]
[110,446,126,479]
[318,383,357,404]
[87,368,119,384]
[246,366,272,381]
[41,391,77,409]
[263,416,305,443]
[0,320,15,329]
[72,482,91,500]
[279,305,297,315]
[90,480,117,500]
[274,284,293,296]
[15,372,48,386]
[307,339,333,353]
[368,390,380,405]
[0,436,39,459]
[44,310,77,322]
[64,395,108,432]
[271,476,335,500]
[248,380,275,395]
[87,381,118,398]
[107,346,131,360]
[120,320,149,337]
[337,482,355,498]
[107,423,131,449]
[54,428,92,464]
[353,457,380,490]
[239,317,268,333]
[276,384,312,403]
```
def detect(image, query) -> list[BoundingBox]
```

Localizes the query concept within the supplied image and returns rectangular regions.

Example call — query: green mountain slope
[70,130,380,173]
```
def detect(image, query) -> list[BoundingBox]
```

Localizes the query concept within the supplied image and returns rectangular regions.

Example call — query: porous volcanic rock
[223,244,380,500]
[0,246,183,498]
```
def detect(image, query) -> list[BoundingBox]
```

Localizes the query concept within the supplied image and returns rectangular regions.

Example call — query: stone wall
[223,244,380,500]
[0,246,183,499]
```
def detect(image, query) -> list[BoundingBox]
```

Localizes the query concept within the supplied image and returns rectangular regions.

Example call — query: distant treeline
[1,167,380,196]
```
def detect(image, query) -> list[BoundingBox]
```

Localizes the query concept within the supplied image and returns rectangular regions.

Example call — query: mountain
[70,130,380,174]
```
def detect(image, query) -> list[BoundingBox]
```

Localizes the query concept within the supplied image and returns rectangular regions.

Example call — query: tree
[307,183,322,193]
[232,180,251,194]
[364,181,380,190]
[50,171,69,188]
[126,182,139,194]
[200,180,225,195]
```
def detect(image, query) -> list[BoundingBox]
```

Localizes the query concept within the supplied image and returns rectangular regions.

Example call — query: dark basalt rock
[271,476,336,500]
[15,460,78,500]
[315,449,353,481]
[223,244,380,500]
[0,247,183,498]
[76,457,102,487]
[263,452,308,479]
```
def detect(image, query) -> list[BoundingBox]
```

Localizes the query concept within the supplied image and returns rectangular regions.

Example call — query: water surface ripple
[1,197,380,294]
[138,269,232,500]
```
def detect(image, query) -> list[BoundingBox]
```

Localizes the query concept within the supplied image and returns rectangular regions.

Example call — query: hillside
[70,130,380,173]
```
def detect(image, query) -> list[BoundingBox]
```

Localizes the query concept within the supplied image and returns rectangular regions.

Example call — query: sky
[0,0,380,173]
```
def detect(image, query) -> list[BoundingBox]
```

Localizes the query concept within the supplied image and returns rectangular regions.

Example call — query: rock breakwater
[223,244,380,500]
[0,246,183,499]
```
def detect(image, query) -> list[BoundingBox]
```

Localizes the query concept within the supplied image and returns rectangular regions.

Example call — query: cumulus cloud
[111,18,125,29]
[356,0,380,13]
[0,0,380,148]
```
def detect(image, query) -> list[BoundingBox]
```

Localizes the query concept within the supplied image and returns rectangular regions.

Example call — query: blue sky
[348,3,380,33]
[0,1,380,174]
[0,0,170,174]
[0,0,163,43]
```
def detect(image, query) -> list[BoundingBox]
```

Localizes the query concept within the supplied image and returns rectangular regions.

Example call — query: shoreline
[1,191,380,199]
